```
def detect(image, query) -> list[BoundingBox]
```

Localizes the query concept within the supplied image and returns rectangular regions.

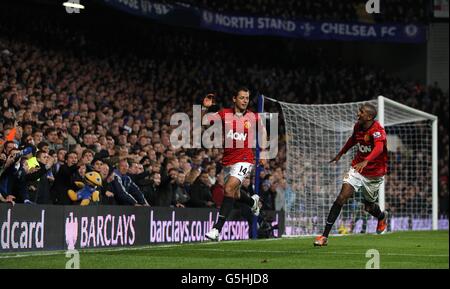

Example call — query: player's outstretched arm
[329,154,342,163]
[330,135,356,163]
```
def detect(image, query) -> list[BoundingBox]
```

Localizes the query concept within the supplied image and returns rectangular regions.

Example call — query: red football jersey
[349,120,388,177]
[208,108,260,166]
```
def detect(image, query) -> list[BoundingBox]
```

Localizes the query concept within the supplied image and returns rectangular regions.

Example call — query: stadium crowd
[0,1,448,218]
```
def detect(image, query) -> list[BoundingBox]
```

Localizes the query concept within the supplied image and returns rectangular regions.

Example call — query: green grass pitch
[0,230,448,269]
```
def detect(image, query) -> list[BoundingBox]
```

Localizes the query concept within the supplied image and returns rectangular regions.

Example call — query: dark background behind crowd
[0,0,448,218]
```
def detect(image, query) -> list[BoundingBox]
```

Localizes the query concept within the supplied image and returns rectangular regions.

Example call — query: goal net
[265,96,438,236]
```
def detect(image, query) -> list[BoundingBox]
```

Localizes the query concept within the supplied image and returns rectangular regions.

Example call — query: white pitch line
[0,244,182,259]
[0,251,64,259]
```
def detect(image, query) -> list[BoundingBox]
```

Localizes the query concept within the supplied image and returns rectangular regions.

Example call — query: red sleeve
[218,109,225,120]
[364,141,384,162]
[338,134,356,155]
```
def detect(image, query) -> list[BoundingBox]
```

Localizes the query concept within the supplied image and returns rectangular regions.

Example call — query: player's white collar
[233,107,247,116]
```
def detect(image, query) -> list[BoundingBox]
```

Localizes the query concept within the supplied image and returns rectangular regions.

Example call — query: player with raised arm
[202,87,266,241]
[314,103,389,246]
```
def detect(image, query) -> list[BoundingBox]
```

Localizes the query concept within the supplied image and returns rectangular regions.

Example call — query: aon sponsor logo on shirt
[226,130,247,141]
[357,142,372,153]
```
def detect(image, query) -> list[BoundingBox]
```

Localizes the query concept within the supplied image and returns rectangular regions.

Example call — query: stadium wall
[294,40,427,83]
[333,41,427,83]
[427,22,449,91]
[0,204,285,252]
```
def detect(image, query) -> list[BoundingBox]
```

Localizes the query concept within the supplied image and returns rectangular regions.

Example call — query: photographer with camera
[0,141,16,177]
[24,150,56,204]
[0,143,18,205]
[0,141,35,204]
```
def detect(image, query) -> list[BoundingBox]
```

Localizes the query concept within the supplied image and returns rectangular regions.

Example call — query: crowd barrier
[0,204,284,252]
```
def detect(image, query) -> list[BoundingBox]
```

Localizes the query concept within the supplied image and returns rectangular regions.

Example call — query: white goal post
[377,96,438,231]
[264,95,438,236]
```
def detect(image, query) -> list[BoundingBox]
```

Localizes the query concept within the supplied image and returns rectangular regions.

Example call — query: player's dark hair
[235,86,250,96]
[362,103,377,119]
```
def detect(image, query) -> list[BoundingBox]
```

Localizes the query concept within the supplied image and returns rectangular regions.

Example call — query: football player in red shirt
[314,103,389,246]
[202,87,266,241]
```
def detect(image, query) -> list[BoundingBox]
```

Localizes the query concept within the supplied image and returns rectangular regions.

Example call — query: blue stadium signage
[103,0,427,43]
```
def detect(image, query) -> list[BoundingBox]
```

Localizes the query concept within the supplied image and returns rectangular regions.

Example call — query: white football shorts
[343,167,385,203]
[223,162,253,184]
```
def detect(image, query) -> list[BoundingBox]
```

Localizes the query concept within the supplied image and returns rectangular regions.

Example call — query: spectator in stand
[111,159,149,206]
[52,148,67,176]
[237,175,257,238]
[172,170,190,208]
[79,149,95,171]
[0,0,447,215]
[207,165,216,186]
[276,178,295,212]
[37,142,50,154]
[99,163,116,205]
[148,167,176,207]
[24,150,55,204]
[92,158,104,173]
[33,131,44,147]
[51,151,79,204]
[44,128,62,152]
[159,168,178,207]
[0,145,35,204]
[189,170,215,208]
[128,161,161,204]
[67,122,82,147]
[260,178,276,211]
[142,172,160,206]
[211,170,225,208]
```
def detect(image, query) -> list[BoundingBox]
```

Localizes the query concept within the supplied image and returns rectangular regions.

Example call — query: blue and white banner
[200,11,426,43]
[102,0,427,43]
